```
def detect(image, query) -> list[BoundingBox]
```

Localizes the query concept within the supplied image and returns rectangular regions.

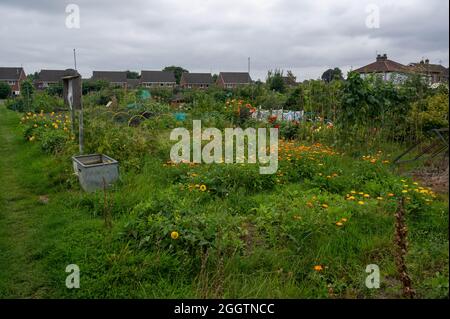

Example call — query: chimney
[376,53,387,61]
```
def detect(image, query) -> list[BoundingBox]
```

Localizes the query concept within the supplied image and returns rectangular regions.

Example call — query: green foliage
[32,91,65,112]
[0,82,11,99]
[266,69,286,93]
[321,68,344,83]
[40,129,69,154]
[126,70,140,79]
[149,87,173,103]
[408,93,449,132]
[2,97,448,299]
[82,80,110,95]
[46,83,63,96]
[284,86,305,110]
[163,66,188,84]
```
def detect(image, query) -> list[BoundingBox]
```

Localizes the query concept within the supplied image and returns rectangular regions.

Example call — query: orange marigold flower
[314,265,324,271]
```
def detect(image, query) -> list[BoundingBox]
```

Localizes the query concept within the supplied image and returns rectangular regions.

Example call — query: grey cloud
[0,0,448,81]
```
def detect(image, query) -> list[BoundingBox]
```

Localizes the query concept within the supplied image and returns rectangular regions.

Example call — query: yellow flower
[358,201,365,205]
[377,197,383,200]
[321,204,329,209]
[313,265,323,272]
[29,136,35,141]
[402,190,408,193]
[363,194,370,198]
[388,193,394,197]
[341,218,348,222]
[350,190,356,194]
[170,231,179,240]
[335,222,344,227]
[199,184,207,192]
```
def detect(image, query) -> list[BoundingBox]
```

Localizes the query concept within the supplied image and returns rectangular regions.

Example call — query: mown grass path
[0,103,60,298]
[0,103,41,297]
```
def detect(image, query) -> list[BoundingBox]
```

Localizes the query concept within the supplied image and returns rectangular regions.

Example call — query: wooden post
[78,80,84,154]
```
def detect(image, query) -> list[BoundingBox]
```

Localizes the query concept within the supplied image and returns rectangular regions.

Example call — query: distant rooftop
[92,71,127,82]
[140,70,176,83]
[181,72,213,84]
[354,54,410,74]
[219,72,252,84]
[0,67,25,80]
[37,69,67,82]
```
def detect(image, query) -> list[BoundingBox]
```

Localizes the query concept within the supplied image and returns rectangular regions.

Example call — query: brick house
[140,71,176,88]
[216,72,252,89]
[34,69,66,89]
[180,73,213,89]
[354,54,411,83]
[408,59,449,84]
[0,67,27,96]
[91,71,128,88]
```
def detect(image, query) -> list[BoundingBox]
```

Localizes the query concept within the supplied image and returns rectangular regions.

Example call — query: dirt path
[0,104,48,298]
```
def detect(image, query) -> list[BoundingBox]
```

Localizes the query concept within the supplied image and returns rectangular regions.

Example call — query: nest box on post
[62,68,82,110]
[62,68,84,153]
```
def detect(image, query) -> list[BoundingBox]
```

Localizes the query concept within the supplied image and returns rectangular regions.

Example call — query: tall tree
[27,72,39,81]
[321,67,344,83]
[285,70,297,86]
[163,66,188,84]
[126,70,140,79]
[266,69,286,93]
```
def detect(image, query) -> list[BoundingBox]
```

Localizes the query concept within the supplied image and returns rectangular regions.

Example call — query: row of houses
[0,68,254,95]
[1,54,448,95]
[89,71,253,90]
[0,68,253,95]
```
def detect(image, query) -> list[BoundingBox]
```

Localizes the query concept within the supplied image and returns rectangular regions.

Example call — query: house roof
[92,71,127,82]
[0,67,24,80]
[181,73,213,84]
[354,54,410,74]
[408,62,449,76]
[37,69,67,82]
[140,71,176,83]
[219,72,252,84]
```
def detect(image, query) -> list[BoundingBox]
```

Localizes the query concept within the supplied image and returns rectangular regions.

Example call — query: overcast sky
[0,0,448,81]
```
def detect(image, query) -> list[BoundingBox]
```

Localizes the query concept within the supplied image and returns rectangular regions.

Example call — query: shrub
[408,93,449,133]
[40,129,68,154]
[0,82,11,99]
[32,92,65,113]
[5,97,26,112]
